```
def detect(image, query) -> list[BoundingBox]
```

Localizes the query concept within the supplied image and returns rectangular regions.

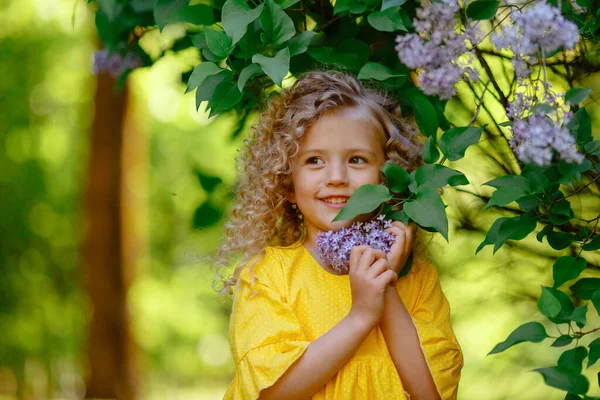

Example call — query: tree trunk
[83,71,136,400]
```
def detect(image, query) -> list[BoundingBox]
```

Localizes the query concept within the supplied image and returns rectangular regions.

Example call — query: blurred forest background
[1,0,600,399]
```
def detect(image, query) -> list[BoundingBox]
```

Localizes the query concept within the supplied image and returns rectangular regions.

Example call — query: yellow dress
[223,242,463,400]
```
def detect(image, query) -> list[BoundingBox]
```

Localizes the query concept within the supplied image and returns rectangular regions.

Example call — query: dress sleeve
[223,248,311,400]
[409,257,464,400]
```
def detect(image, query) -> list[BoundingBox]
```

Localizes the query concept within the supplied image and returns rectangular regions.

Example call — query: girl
[214,70,463,399]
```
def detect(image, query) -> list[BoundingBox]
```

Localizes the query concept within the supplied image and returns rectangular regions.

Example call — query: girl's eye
[350,156,367,164]
[306,157,323,165]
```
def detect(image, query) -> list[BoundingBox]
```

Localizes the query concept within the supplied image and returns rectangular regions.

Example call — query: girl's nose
[325,163,349,186]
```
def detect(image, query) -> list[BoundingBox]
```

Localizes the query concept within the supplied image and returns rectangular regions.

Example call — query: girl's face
[289,106,387,249]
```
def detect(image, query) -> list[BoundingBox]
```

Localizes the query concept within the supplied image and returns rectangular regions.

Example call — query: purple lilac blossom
[315,214,396,275]
[507,90,584,166]
[394,0,478,99]
[92,49,143,77]
[510,111,584,166]
[492,1,580,79]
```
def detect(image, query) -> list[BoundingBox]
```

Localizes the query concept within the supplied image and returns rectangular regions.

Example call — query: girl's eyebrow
[300,148,378,157]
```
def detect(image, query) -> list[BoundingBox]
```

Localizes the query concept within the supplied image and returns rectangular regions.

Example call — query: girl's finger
[349,245,369,274]
[366,258,389,279]
[376,269,398,287]
[358,248,386,272]
[387,226,407,252]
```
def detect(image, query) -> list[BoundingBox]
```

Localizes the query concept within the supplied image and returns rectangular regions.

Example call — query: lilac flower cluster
[315,215,396,275]
[507,90,584,166]
[492,1,580,79]
[394,0,478,99]
[92,49,143,77]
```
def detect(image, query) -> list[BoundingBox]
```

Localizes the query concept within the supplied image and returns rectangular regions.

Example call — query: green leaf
[414,164,468,191]
[566,88,593,105]
[334,0,366,15]
[222,0,264,45]
[97,0,118,21]
[484,175,532,191]
[549,199,575,225]
[94,9,121,51]
[381,0,407,10]
[196,170,223,192]
[205,27,233,58]
[332,184,393,222]
[484,187,529,210]
[358,62,405,81]
[161,4,215,26]
[438,126,483,161]
[209,79,243,117]
[276,0,300,8]
[195,70,230,111]
[552,335,574,347]
[403,187,449,241]
[568,108,592,144]
[381,163,411,193]
[466,0,500,20]
[155,0,189,29]
[476,217,509,254]
[558,347,588,373]
[421,136,440,164]
[259,0,296,46]
[186,62,222,93]
[517,194,540,211]
[252,47,290,87]
[547,231,576,250]
[533,367,589,395]
[546,288,576,325]
[583,235,600,251]
[237,63,263,92]
[368,7,408,32]
[131,0,154,12]
[571,278,600,300]
[568,305,587,328]
[592,290,600,315]
[521,164,553,193]
[408,93,439,137]
[584,140,600,156]
[539,286,562,318]
[193,201,224,228]
[494,213,537,253]
[588,337,600,367]
[488,322,548,355]
[288,31,317,56]
[553,256,587,289]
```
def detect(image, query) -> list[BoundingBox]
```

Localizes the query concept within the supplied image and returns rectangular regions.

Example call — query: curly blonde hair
[212,70,430,299]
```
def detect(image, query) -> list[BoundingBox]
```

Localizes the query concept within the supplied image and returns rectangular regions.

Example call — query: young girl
[214,70,463,399]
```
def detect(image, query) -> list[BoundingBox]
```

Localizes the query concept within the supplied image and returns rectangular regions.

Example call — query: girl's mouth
[320,197,348,209]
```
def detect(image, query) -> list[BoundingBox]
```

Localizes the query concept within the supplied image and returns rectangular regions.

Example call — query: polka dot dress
[223,242,463,400]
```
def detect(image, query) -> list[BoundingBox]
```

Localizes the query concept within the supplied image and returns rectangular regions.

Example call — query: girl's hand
[347,246,398,328]
[385,221,417,276]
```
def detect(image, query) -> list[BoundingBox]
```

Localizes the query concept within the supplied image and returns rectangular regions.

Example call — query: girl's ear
[288,192,296,204]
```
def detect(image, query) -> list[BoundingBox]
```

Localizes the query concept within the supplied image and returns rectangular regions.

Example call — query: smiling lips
[320,197,349,209]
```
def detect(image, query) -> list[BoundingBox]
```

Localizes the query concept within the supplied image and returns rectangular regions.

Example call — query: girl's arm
[380,285,441,400]
[258,312,375,400]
